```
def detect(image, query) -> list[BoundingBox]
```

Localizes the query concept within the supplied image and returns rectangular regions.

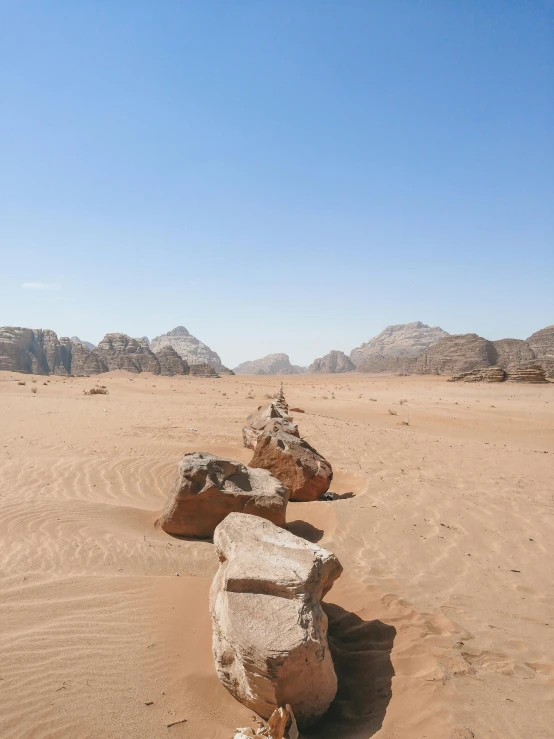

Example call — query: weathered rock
[155,345,189,376]
[94,333,161,374]
[242,391,299,450]
[219,366,236,376]
[414,334,498,375]
[150,326,223,371]
[309,350,356,374]
[449,366,506,383]
[492,339,536,370]
[210,513,342,727]
[158,452,289,537]
[189,362,219,377]
[61,338,107,376]
[234,354,305,376]
[250,430,332,502]
[526,325,554,378]
[243,417,300,451]
[0,327,69,375]
[506,365,548,383]
[351,321,449,371]
[70,336,95,351]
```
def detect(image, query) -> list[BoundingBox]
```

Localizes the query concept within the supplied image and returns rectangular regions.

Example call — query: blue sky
[1,1,552,367]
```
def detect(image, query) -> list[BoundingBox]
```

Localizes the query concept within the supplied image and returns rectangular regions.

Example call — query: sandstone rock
[210,513,342,727]
[150,326,223,371]
[351,321,449,371]
[70,336,95,351]
[234,354,305,376]
[449,366,506,383]
[94,333,161,374]
[189,362,219,377]
[158,452,289,537]
[155,345,190,376]
[61,338,107,376]
[242,391,298,450]
[249,430,332,502]
[0,327,69,375]
[492,338,536,370]
[526,325,554,378]
[309,350,355,374]
[414,334,497,375]
[220,366,236,376]
[506,365,548,383]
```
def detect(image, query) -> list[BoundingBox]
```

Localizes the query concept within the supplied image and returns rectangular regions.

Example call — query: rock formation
[507,365,547,383]
[250,430,332,502]
[189,362,219,377]
[309,350,355,374]
[492,339,536,371]
[414,334,498,375]
[93,333,161,374]
[155,345,189,376]
[234,354,305,376]
[219,366,236,376]
[59,337,107,376]
[0,327,69,375]
[449,366,506,383]
[158,453,289,537]
[526,325,554,378]
[150,326,223,371]
[210,513,342,727]
[242,390,299,451]
[351,321,449,372]
[70,336,95,351]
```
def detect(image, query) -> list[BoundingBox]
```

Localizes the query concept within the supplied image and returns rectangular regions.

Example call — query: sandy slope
[0,370,553,738]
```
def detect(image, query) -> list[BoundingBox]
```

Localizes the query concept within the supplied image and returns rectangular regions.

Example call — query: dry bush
[369,397,377,402]
[388,408,397,416]
[84,387,109,395]
[31,387,37,394]
[399,398,408,405]
[17,381,26,386]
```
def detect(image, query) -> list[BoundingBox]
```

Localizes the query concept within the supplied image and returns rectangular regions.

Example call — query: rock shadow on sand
[286,520,325,543]
[305,604,396,738]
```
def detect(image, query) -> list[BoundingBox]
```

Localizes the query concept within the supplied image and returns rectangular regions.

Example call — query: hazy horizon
[1,2,552,367]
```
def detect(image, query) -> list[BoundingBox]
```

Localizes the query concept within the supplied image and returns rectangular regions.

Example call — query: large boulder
[249,430,332,502]
[242,396,299,451]
[158,452,288,537]
[492,338,536,370]
[210,513,342,727]
[309,350,355,374]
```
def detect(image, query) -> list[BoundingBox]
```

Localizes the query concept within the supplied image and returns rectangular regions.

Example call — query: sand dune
[1,371,553,737]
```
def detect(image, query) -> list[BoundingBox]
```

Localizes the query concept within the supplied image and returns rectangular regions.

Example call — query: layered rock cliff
[309,350,355,374]
[414,334,498,375]
[350,322,449,372]
[93,334,161,374]
[526,326,554,378]
[233,353,305,376]
[150,326,223,371]
[0,327,70,375]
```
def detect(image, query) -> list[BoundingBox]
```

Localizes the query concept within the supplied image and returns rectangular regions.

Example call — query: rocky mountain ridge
[150,326,223,371]
[233,353,306,376]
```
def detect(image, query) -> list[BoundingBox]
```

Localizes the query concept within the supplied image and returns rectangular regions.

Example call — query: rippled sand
[1,370,553,738]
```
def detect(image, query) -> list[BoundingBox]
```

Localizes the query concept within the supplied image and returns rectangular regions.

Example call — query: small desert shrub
[31,387,37,394]
[18,381,26,386]
[43,382,47,385]
[84,387,109,395]
[369,397,377,402]
[401,418,410,426]
[388,408,397,416]
[399,399,408,405]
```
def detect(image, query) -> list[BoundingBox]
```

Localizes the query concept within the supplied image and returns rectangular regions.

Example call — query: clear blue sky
[1,1,552,367]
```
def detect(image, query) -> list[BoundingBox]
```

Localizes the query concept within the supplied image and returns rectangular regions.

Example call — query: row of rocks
[243,387,333,501]
[0,327,225,377]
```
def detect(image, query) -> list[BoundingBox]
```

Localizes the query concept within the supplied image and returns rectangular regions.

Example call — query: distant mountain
[234,353,305,376]
[309,350,355,374]
[70,336,95,351]
[150,326,223,371]
[350,321,449,372]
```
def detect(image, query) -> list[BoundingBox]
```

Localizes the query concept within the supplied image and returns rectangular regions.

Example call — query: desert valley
[0,319,553,738]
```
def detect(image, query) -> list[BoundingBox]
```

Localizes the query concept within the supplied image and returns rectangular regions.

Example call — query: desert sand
[1,370,553,738]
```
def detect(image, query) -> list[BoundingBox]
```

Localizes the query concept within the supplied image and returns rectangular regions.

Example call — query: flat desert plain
[1,370,553,739]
